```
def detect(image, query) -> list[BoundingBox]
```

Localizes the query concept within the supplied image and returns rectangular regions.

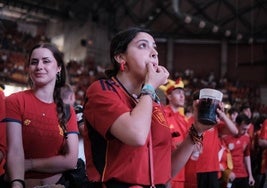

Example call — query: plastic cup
[198,88,223,125]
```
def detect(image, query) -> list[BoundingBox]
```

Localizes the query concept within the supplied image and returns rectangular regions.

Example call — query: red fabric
[0,89,6,175]
[0,89,5,121]
[217,120,231,136]
[219,143,229,172]
[196,127,220,173]
[5,90,78,179]
[248,123,254,140]
[184,159,197,188]
[259,119,267,139]
[163,106,190,186]
[83,79,172,185]
[183,116,197,188]
[259,120,267,173]
[222,134,250,178]
[171,181,184,188]
[186,116,195,129]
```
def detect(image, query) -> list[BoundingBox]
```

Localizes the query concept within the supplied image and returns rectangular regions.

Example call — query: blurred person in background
[257,117,267,188]
[222,113,255,188]
[60,83,86,163]
[194,91,238,188]
[228,107,238,123]
[160,78,190,188]
[0,83,8,187]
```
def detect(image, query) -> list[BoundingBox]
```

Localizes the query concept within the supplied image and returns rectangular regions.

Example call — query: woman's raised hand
[145,63,169,89]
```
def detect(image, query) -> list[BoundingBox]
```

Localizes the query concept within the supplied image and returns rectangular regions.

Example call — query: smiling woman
[4,43,80,188]
[28,48,61,89]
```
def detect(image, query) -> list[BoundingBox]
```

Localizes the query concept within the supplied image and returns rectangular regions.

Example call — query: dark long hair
[105,27,151,78]
[27,43,68,136]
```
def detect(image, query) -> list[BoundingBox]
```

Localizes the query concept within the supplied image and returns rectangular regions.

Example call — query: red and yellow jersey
[259,120,267,173]
[196,127,220,173]
[83,78,172,185]
[5,90,79,179]
[0,89,6,176]
[222,133,250,178]
[163,105,190,184]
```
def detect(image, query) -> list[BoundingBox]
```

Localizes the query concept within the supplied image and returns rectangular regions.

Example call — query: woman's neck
[32,85,54,103]
[116,74,143,96]
[170,105,184,115]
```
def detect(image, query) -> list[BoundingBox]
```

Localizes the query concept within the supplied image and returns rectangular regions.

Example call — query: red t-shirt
[222,134,250,178]
[5,90,79,179]
[184,116,197,188]
[0,89,6,175]
[259,120,267,173]
[196,127,220,173]
[0,89,5,121]
[163,106,190,182]
[83,78,172,185]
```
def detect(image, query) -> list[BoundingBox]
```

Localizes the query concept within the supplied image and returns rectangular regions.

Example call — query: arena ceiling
[0,0,267,43]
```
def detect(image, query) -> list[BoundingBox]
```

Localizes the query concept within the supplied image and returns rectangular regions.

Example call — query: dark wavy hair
[236,113,251,126]
[27,43,68,136]
[105,27,151,78]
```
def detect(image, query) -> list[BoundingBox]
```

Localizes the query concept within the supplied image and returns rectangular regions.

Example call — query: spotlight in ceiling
[248,37,254,44]
[236,33,243,40]
[225,30,231,37]
[148,16,154,20]
[184,15,192,24]
[212,25,219,33]
[199,20,206,28]
[155,8,161,13]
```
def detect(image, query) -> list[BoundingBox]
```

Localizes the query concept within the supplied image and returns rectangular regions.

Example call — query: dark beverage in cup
[198,88,223,125]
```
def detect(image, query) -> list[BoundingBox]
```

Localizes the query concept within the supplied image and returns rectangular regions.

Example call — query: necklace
[112,76,139,103]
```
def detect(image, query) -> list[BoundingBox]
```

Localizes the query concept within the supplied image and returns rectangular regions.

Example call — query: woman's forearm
[27,155,76,173]
[171,134,195,177]
[8,149,25,180]
[26,134,79,173]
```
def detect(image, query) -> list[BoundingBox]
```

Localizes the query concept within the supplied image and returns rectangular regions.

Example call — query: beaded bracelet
[188,124,203,145]
[10,179,25,188]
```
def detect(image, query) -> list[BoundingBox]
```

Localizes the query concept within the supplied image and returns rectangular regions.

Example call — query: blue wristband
[139,84,160,104]
[142,84,155,92]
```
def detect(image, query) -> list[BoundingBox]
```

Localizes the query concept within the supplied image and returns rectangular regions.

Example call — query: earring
[120,61,125,71]
[56,72,61,82]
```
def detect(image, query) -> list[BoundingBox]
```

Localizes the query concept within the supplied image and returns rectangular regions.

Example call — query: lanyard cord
[149,132,156,188]
[112,77,156,187]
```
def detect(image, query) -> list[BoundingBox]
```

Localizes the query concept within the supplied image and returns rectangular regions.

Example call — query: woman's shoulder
[86,78,121,94]
[6,89,32,101]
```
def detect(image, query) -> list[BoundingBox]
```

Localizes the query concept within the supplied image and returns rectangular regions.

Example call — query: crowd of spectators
[0,21,50,85]
[0,24,266,117]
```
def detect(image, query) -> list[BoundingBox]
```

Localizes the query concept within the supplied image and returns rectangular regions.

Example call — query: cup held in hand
[198,88,223,125]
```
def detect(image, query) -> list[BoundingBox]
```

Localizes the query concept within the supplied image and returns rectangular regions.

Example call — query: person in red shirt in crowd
[60,83,86,163]
[182,90,200,188]
[218,138,233,188]
[160,78,190,188]
[4,43,79,188]
[83,27,217,188]
[222,113,255,188]
[240,103,254,142]
[258,117,267,188]
[0,83,8,188]
[194,91,238,188]
[228,107,238,123]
